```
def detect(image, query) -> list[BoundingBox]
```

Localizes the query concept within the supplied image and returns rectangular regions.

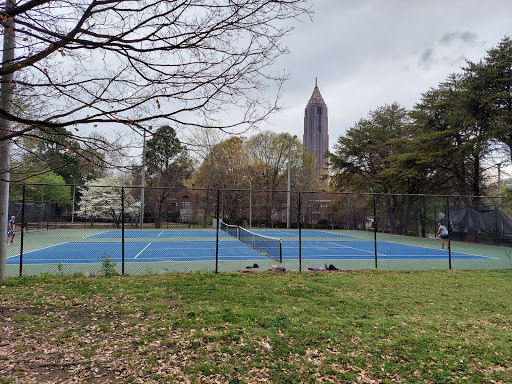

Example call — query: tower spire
[307,78,325,105]
[304,78,328,170]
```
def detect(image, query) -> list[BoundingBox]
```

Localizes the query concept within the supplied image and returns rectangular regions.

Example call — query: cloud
[440,31,478,45]
[261,0,512,147]
[419,48,435,69]
[418,31,484,70]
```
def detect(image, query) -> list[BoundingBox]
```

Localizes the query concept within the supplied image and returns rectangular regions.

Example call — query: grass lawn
[1,270,511,383]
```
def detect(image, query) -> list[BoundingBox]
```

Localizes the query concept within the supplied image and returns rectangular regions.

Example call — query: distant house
[302,192,336,226]
[166,190,201,223]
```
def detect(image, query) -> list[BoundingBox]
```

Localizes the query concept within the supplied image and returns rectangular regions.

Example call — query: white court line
[83,230,114,239]
[156,231,164,238]
[271,230,363,239]
[316,231,361,239]
[418,246,498,259]
[376,240,498,259]
[326,240,497,259]
[273,230,299,238]
[327,241,376,255]
[7,241,69,259]
[134,243,151,259]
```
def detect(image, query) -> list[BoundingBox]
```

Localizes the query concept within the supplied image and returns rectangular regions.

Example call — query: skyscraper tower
[303,78,328,169]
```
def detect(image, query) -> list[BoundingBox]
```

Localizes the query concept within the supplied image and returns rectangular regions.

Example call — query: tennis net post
[219,220,238,238]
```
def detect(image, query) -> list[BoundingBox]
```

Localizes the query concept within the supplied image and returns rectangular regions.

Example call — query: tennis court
[7,238,265,264]
[5,226,507,276]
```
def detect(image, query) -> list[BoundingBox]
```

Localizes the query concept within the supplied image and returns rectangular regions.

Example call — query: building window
[180,214,190,223]
[180,201,192,209]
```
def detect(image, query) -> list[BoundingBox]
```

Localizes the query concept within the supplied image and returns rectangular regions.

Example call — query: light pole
[248,178,252,228]
[286,134,297,229]
[140,127,150,228]
[70,175,75,224]
[242,176,252,228]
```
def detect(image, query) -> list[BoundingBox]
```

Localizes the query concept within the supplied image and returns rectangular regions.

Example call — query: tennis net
[238,226,282,262]
[220,220,238,238]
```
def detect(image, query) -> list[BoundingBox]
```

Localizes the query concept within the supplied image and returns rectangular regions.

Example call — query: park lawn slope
[1,270,511,383]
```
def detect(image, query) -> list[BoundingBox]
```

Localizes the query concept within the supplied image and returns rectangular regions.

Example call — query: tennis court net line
[219,221,283,262]
[238,226,282,263]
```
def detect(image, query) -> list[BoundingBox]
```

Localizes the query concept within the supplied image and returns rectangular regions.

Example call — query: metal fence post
[495,204,499,245]
[298,191,302,272]
[215,189,220,274]
[121,186,125,275]
[373,194,378,269]
[19,184,25,277]
[447,197,451,270]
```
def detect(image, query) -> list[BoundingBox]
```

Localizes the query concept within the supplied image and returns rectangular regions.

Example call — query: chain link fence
[4,183,512,277]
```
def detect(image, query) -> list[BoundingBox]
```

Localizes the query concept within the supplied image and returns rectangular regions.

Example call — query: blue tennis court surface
[289,241,492,260]
[7,240,265,264]
[7,238,492,265]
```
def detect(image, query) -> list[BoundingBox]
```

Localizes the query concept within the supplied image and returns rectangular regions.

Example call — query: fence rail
[4,184,512,277]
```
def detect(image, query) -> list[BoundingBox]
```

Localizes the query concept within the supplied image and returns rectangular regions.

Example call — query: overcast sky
[260,0,512,157]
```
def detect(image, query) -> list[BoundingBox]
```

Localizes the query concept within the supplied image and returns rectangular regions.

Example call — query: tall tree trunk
[155,199,163,228]
[402,195,413,235]
[472,152,482,207]
[385,195,397,234]
[0,0,15,281]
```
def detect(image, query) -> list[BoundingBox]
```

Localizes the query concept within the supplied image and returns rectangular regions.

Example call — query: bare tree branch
[0,0,311,142]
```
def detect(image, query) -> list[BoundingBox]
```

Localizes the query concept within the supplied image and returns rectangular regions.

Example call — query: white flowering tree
[77,176,139,227]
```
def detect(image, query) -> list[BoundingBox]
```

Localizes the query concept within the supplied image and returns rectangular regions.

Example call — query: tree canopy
[328,37,512,202]
[328,103,411,194]
[142,125,193,227]
[192,132,318,225]
[10,170,71,204]
[464,37,512,162]
[1,0,311,137]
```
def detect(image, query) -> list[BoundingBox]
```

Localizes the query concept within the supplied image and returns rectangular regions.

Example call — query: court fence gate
[4,184,512,277]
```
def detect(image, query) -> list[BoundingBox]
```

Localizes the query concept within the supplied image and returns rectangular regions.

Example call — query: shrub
[100,253,119,277]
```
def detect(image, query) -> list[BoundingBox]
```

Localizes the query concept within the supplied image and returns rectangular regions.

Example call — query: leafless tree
[2,0,311,135]
[0,0,311,279]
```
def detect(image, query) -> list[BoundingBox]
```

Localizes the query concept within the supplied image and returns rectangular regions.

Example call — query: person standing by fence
[6,216,15,245]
